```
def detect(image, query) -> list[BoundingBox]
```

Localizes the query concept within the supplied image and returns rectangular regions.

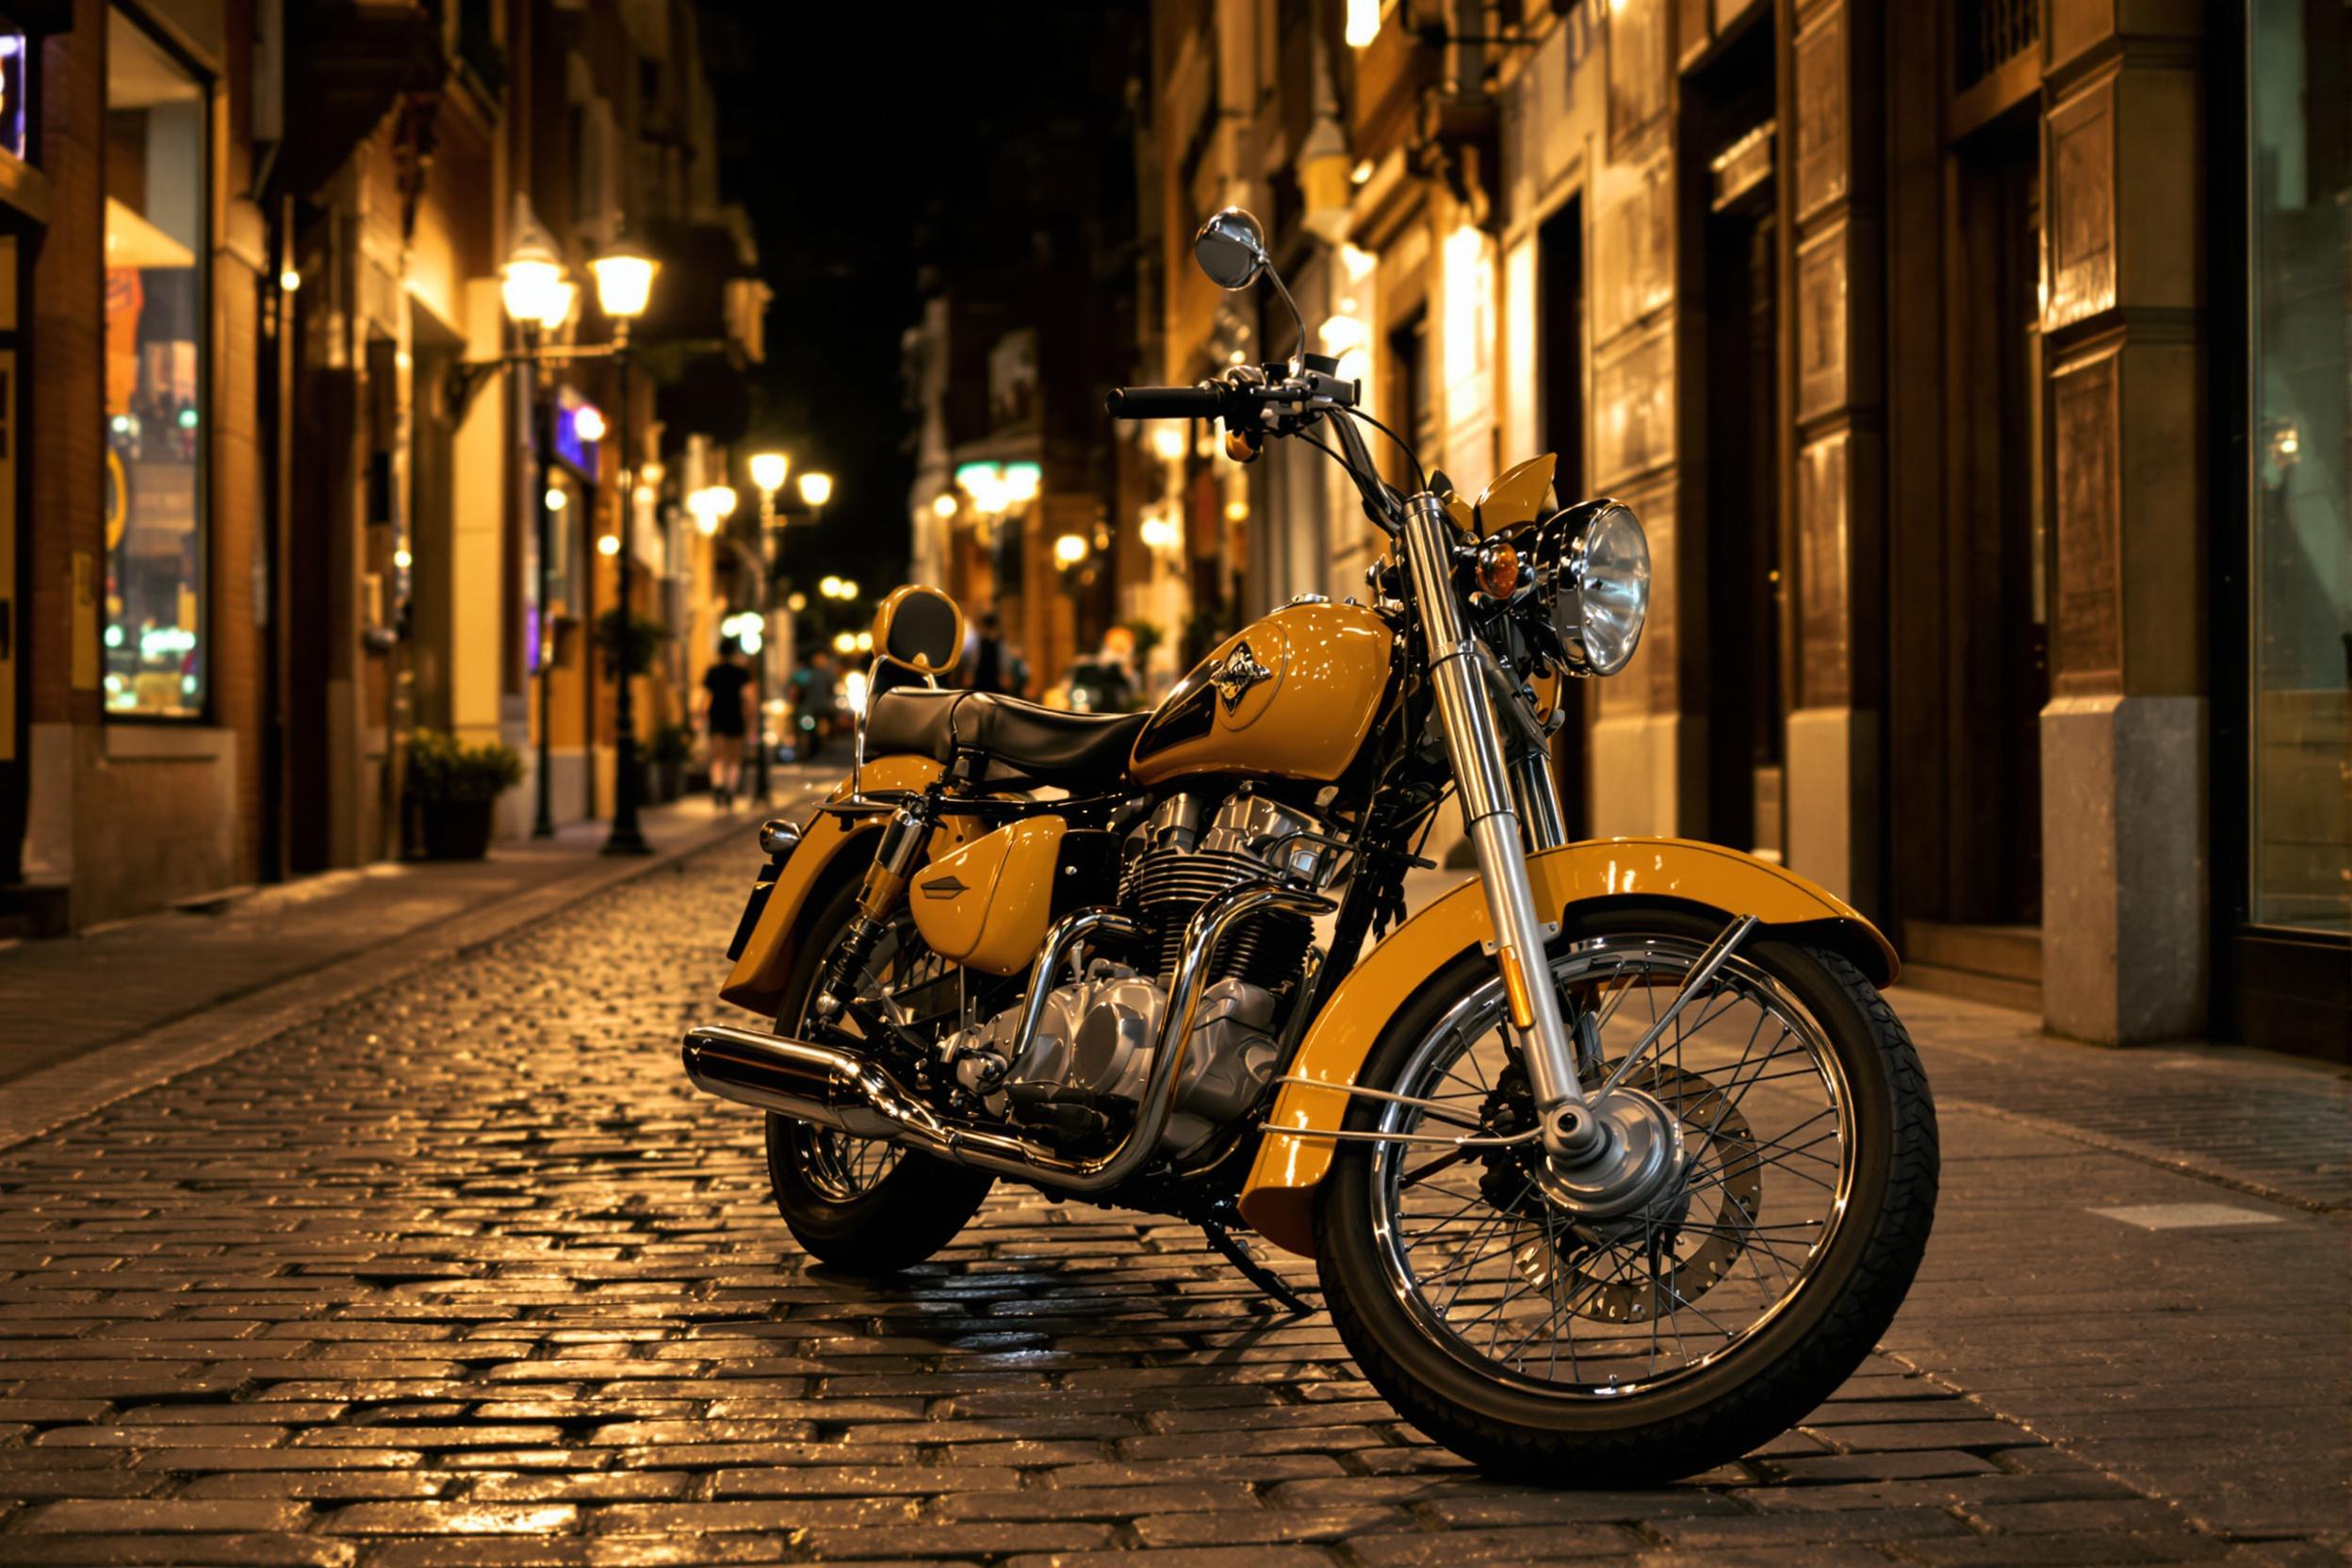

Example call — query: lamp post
[747,451,790,806]
[495,204,579,840]
[590,229,659,858]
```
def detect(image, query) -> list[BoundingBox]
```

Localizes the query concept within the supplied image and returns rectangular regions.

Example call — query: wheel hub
[1506,1063,1766,1325]
[1534,1086,1686,1218]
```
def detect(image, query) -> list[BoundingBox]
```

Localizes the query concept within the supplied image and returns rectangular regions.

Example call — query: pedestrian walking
[699,640,753,809]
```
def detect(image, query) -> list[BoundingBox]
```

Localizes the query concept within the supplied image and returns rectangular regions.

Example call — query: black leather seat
[865,686,1148,786]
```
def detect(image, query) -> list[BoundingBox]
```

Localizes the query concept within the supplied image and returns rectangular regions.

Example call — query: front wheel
[1315,909,1937,1485]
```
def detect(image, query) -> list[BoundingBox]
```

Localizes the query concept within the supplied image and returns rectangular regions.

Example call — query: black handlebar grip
[1104,384,1223,419]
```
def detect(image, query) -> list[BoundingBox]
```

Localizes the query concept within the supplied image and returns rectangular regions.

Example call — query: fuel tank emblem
[1209,640,1273,713]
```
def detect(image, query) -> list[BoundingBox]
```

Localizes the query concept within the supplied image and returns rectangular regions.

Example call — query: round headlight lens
[1570,503,1650,675]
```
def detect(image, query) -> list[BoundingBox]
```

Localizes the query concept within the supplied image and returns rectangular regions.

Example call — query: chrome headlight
[1529,499,1651,676]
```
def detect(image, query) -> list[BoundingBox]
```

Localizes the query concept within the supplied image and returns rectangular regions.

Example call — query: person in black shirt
[699,641,753,810]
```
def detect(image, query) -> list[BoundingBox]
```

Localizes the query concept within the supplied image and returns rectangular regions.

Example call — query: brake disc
[1505,1061,1762,1325]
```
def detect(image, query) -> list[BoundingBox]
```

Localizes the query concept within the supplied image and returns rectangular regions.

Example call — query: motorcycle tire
[1315,906,1937,1485]
[762,875,993,1274]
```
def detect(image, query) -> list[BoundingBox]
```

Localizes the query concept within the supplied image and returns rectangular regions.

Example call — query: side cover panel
[1236,837,1898,1258]
[909,816,1067,976]
[718,756,945,1017]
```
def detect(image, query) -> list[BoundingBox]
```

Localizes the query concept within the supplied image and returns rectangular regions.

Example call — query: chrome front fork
[1397,493,1599,1159]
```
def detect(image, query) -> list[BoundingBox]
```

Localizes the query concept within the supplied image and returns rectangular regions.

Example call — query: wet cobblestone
[0,851,2342,1565]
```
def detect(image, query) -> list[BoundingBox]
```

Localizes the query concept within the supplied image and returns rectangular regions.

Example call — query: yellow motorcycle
[684,207,1936,1484]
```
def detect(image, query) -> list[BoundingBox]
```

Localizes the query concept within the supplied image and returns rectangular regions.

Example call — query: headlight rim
[1527,497,1650,678]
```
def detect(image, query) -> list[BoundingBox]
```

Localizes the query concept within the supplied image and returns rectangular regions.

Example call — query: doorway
[1702,171,1784,858]
[1537,196,1588,839]
[0,224,23,890]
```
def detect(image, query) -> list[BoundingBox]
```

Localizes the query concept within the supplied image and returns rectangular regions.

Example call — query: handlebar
[1103,384,1228,420]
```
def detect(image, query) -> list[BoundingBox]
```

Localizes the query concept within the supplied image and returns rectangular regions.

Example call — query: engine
[939,788,1341,1162]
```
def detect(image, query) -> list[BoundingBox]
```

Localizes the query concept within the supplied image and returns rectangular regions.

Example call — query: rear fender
[1236,837,1897,1258]
[718,755,945,1016]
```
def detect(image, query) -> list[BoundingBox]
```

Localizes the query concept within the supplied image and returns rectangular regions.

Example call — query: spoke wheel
[1315,906,1937,1485]
[1372,935,1850,1396]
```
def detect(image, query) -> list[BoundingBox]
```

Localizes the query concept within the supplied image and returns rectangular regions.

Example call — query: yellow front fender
[1237,837,1895,1258]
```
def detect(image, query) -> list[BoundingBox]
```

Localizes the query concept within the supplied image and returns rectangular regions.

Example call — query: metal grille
[1956,0,2037,90]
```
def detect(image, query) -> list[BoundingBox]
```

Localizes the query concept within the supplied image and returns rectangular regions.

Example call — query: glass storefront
[101,7,207,718]
[2247,0,2350,935]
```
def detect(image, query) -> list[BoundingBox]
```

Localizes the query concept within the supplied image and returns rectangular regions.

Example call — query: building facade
[0,0,761,934]
[1130,0,2345,1054]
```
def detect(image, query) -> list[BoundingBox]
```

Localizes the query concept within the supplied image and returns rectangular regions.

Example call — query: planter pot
[416,798,498,860]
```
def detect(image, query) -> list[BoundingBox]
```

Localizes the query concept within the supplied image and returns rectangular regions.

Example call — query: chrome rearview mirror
[1194,207,1269,290]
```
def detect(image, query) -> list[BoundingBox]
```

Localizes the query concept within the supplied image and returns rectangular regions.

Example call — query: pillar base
[1785,706,1881,914]
[1588,711,1699,840]
[2040,693,2208,1044]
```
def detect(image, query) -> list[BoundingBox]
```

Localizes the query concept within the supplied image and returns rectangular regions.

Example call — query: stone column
[1586,0,1700,838]
[2037,1,2210,1043]
[1778,0,1885,910]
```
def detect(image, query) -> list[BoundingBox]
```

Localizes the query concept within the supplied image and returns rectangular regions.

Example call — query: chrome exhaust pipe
[682,882,1333,1195]
[680,1025,910,1140]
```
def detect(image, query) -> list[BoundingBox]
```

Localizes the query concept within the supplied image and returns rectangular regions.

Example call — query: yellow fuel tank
[1129,600,1395,787]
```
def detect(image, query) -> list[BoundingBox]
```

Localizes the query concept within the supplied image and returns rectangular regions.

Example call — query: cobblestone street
[0,846,2344,1567]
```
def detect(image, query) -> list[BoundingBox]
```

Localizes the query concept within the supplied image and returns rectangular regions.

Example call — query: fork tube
[1397,493,1594,1151]
[1512,752,1570,852]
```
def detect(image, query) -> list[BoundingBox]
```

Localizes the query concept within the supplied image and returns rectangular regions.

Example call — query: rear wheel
[1315,907,1937,1484]
[763,876,992,1273]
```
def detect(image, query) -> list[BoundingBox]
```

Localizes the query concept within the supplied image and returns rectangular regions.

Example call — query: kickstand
[1200,1222,1316,1316]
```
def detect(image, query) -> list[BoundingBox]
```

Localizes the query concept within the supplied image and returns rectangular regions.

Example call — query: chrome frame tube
[1396,492,1592,1144]
[683,881,1332,1194]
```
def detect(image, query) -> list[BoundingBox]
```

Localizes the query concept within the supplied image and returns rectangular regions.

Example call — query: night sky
[695,4,1142,614]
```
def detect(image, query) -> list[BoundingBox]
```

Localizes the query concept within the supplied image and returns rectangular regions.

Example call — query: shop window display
[102,8,206,718]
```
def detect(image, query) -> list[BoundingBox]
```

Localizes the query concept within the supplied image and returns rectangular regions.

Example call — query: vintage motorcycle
[683,208,1936,1484]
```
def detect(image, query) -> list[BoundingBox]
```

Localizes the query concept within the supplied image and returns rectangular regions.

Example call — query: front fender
[717,755,945,1017]
[1237,837,1895,1258]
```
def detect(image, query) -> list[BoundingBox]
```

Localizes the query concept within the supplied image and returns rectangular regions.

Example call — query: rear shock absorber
[811,793,939,1024]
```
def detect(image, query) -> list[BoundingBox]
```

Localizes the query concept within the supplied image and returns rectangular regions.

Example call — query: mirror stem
[1265,268,1308,368]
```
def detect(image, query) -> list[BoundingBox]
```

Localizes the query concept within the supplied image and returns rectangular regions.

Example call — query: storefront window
[2248,0,2351,933]
[102,8,206,718]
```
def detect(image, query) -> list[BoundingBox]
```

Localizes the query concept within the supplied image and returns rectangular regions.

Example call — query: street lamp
[591,227,659,857]
[498,198,580,841]
[797,470,834,510]
[746,452,792,804]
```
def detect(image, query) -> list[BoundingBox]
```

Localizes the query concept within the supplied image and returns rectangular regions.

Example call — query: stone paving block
[360,1539,801,1568]
[929,1482,1256,1520]
[1891,1532,2238,1564]
[794,1522,1120,1558]
[1132,1506,1414,1544]
[1344,1524,1649,1563]
[1001,1552,1336,1568]
[0,1472,172,1499]
[11,1498,311,1532]
[0,1533,358,1566]
[315,1500,583,1534]
[175,1472,456,1499]
[466,1472,695,1502]
[1652,1508,1975,1547]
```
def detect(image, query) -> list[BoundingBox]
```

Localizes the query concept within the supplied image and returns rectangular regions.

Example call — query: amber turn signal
[1475,539,1523,599]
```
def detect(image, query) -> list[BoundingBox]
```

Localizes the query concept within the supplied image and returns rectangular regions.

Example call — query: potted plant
[404,731,525,860]
[647,721,694,804]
